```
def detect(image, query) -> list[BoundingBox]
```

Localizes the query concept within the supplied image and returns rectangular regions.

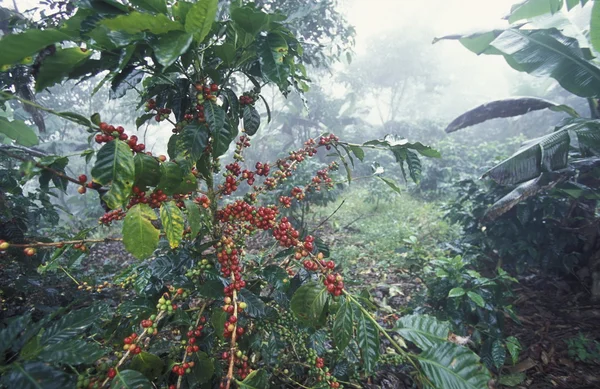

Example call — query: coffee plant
[0,1,492,388]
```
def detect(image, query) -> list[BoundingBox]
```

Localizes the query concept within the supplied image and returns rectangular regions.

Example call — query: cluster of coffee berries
[238,92,255,106]
[233,135,251,161]
[195,82,219,104]
[272,217,301,248]
[233,350,252,380]
[78,281,111,293]
[306,349,342,388]
[144,98,156,112]
[289,187,304,201]
[154,108,172,122]
[255,162,270,176]
[217,200,279,234]
[215,237,246,291]
[123,333,142,354]
[23,247,36,256]
[172,361,194,377]
[221,175,238,195]
[128,187,168,209]
[194,195,211,209]
[73,242,88,252]
[279,196,292,208]
[318,133,340,150]
[117,272,138,289]
[242,169,255,185]
[156,296,177,314]
[141,314,158,335]
[185,258,213,278]
[324,273,344,296]
[184,316,205,354]
[95,123,127,144]
[99,209,125,225]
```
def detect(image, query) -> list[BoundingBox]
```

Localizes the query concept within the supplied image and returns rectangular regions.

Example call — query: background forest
[1,0,600,388]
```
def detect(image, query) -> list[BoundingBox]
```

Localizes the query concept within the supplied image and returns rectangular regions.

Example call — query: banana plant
[434,0,600,221]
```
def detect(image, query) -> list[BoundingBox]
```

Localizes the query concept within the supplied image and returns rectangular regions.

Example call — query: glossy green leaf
[38,340,104,365]
[445,97,578,133]
[197,279,225,299]
[0,362,74,389]
[260,33,290,90]
[0,117,38,146]
[378,176,402,195]
[490,28,600,98]
[491,339,506,368]
[150,31,193,68]
[184,0,218,42]
[566,0,589,10]
[214,43,236,65]
[123,204,160,259]
[35,47,92,91]
[185,352,214,386]
[417,342,491,389]
[290,282,329,325]
[356,310,379,373]
[160,201,185,249]
[506,336,522,365]
[348,145,365,161]
[507,0,563,23]
[394,314,450,350]
[134,153,161,188]
[0,29,71,67]
[448,287,466,298]
[231,7,270,35]
[130,352,165,380]
[111,369,152,389]
[211,310,227,341]
[262,265,288,289]
[238,288,267,318]
[467,291,486,308]
[433,30,505,55]
[243,105,260,136]
[0,313,31,357]
[91,140,135,209]
[178,123,209,162]
[157,161,184,195]
[237,369,269,389]
[204,100,225,137]
[101,12,184,35]
[42,305,103,345]
[332,301,353,351]
[183,199,202,238]
[129,0,167,14]
[498,373,526,386]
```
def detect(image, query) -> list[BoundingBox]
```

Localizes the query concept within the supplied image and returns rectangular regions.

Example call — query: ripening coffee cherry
[78,186,86,194]
[78,174,87,183]
[0,240,9,250]
[24,247,36,256]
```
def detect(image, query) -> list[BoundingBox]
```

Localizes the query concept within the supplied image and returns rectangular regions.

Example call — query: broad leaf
[356,310,379,373]
[417,342,491,389]
[185,352,215,386]
[467,291,486,308]
[0,362,74,389]
[0,118,38,146]
[91,140,135,209]
[111,369,152,389]
[160,201,185,249]
[448,288,466,298]
[184,0,218,42]
[134,153,161,188]
[490,28,600,98]
[238,288,267,318]
[183,199,202,238]
[0,313,31,357]
[243,105,260,136]
[332,301,353,351]
[42,305,103,345]
[35,47,92,91]
[123,203,160,259]
[157,161,184,195]
[507,0,564,23]
[394,314,450,350]
[38,339,104,365]
[211,310,227,341]
[491,340,506,368]
[506,336,522,365]
[178,123,209,162]
[101,12,184,34]
[231,6,270,35]
[445,97,578,133]
[290,282,329,325]
[213,118,238,159]
[130,352,165,380]
[378,176,402,194]
[0,29,71,67]
[150,31,193,68]
[433,30,505,55]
